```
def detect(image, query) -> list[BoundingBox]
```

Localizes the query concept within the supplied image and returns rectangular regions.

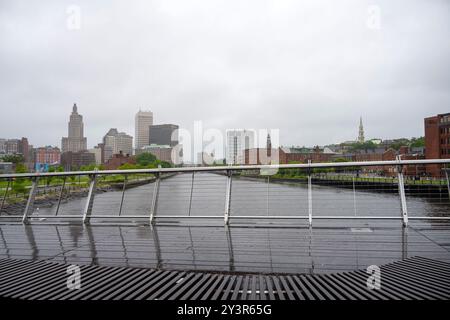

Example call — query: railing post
[308,160,313,227]
[22,177,39,224]
[0,179,11,213]
[266,176,270,216]
[149,173,160,224]
[224,169,232,225]
[445,170,450,200]
[402,225,408,260]
[82,173,97,225]
[118,175,127,216]
[188,172,195,216]
[396,157,408,227]
[225,225,234,272]
[151,224,162,269]
[55,176,66,216]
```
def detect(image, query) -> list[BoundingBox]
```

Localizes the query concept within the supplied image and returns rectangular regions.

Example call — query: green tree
[156,160,172,168]
[136,152,157,166]
[118,163,138,170]
[46,166,56,186]
[12,163,28,195]
[410,137,425,148]
[333,158,350,163]
[79,164,104,171]
[15,163,27,174]
[349,141,377,152]
[1,154,24,164]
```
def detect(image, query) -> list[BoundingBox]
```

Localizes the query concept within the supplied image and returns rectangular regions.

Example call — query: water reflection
[1,223,446,274]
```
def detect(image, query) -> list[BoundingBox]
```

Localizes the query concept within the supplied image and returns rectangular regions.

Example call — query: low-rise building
[104,152,136,170]
[61,151,96,171]
[35,146,61,165]
[280,146,335,164]
[88,146,102,165]
[244,147,335,165]
[0,137,32,166]
[135,144,181,164]
[0,162,13,174]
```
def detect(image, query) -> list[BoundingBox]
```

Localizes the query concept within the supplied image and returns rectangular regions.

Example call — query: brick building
[280,147,335,164]
[135,144,181,164]
[243,145,424,177]
[104,152,136,170]
[0,137,33,170]
[61,151,96,171]
[425,113,450,177]
[244,147,335,165]
[244,148,281,165]
[35,146,61,165]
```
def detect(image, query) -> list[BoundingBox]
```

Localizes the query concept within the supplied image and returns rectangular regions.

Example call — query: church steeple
[266,133,272,157]
[72,103,78,113]
[358,117,365,143]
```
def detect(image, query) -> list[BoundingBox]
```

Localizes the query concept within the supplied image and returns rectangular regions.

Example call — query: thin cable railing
[0,159,449,226]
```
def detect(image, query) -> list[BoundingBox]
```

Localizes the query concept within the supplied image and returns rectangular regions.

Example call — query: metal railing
[0,158,449,227]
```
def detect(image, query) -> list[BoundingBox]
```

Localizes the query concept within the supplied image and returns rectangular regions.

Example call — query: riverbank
[237,174,450,198]
[0,173,179,216]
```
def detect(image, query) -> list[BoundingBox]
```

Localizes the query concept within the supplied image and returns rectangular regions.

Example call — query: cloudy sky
[0,0,449,150]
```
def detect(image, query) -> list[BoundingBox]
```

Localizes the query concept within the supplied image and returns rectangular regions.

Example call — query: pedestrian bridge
[0,159,449,298]
[0,159,449,226]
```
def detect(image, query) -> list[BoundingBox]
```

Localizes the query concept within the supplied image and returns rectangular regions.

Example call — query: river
[31,172,449,221]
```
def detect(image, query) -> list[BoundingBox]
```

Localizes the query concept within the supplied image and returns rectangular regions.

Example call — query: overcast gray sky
[0,0,449,149]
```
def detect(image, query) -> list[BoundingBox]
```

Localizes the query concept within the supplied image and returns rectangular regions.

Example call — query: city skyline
[0,102,434,151]
[1,1,450,308]
[0,1,449,149]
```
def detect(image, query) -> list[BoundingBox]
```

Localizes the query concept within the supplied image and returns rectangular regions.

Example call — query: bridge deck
[0,220,450,274]
[0,255,449,300]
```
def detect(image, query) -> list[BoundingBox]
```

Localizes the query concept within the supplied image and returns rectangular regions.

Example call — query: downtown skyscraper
[226,129,256,165]
[61,103,87,153]
[135,110,153,150]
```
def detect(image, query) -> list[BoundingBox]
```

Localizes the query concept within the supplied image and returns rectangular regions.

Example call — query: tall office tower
[135,110,153,150]
[149,124,179,147]
[18,137,29,163]
[358,117,365,143]
[102,128,133,162]
[226,130,256,165]
[61,103,87,153]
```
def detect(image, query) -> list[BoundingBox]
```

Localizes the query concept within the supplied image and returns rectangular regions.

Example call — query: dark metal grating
[0,256,449,300]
